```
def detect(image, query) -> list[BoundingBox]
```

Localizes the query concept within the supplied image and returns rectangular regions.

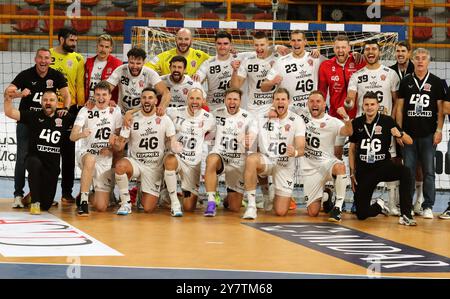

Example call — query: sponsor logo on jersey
[46,79,54,88]
[375,125,382,135]
[67,59,73,68]
[191,60,197,68]
[155,117,161,125]
[424,83,431,92]
[54,118,62,127]
[285,124,290,132]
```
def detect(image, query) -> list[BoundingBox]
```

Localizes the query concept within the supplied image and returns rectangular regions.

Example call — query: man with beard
[111,88,177,215]
[261,31,326,110]
[161,55,205,108]
[242,88,306,219]
[146,28,210,76]
[70,81,123,216]
[4,47,70,208]
[4,90,74,214]
[50,27,85,204]
[85,34,122,104]
[203,88,258,217]
[107,47,170,115]
[345,40,400,215]
[297,91,352,222]
[164,88,216,216]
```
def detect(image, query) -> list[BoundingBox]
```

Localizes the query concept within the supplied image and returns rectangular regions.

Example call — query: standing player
[345,40,400,214]
[396,48,445,219]
[4,47,70,208]
[203,88,258,216]
[146,28,210,76]
[70,81,123,216]
[298,91,353,222]
[164,88,216,214]
[161,55,205,108]
[193,31,251,112]
[85,34,122,104]
[242,88,306,219]
[230,31,281,116]
[261,30,325,110]
[50,27,85,204]
[107,47,170,114]
[4,90,73,214]
[112,88,177,215]
[349,92,416,225]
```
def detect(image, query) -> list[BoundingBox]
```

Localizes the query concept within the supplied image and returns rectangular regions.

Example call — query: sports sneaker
[77,200,89,217]
[243,205,257,220]
[214,191,221,206]
[22,192,31,207]
[388,202,400,216]
[52,201,59,206]
[117,202,132,216]
[263,195,273,212]
[170,203,183,217]
[30,202,41,215]
[328,207,342,222]
[399,214,417,226]
[322,188,334,213]
[376,198,390,216]
[422,208,433,219]
[61,194,75,204]
[289,197,297,210]
[439,206,450,220]
[12,196,24,208]
[413,200,424,216]
[204,201,216,217]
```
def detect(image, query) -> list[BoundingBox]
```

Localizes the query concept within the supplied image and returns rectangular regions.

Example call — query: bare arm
[261,76,282,92]
[443,101,450,115]
[3,90,21,121]
[395,98,404,128]
[60,86,72,109]
[390,91,398,120]
[70,124,90,142]
[434,99,444,145]
[230,70,245,89]
[344,90,357,110]
[349,142,357,192]
[155,81,170,115]
[336,107,353,136]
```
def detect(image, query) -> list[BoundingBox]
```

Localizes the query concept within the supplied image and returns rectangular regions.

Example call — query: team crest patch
[308,59,313,66]
[285,124,291,132]
[46,79,54,88]
[54,118,62,127]
[349,62,355,69]
[374,125,382,134]
[183,88,189,95]
[139,80,144,88]
[155,117,161,125]
[320,122,326,128]
[191,60,197,68]
[380,74,386,81]
[238,121,243,129]
[106,68,112,74]
[423,83,431,92]
[67,59,73,68]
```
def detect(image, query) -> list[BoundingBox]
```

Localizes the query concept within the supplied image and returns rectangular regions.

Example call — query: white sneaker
[263,195,273,212]
[117,202,132,215]
[170,201,183,217]
[413,200,424,216]
[375,198,390,216]
[12,196,24,208]
[388,201,400,216]
[243,205,257,220]
[422,208,433,219]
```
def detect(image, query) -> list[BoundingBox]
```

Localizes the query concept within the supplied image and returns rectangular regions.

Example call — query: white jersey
[166,107,216,166]
[196,53,251,111]
[88,58,107,101]
[266,52,324,109]
[74,106,123,156]
[120,111,175,167]
[296,110,344,173]
[257,110,306,168]
[107,65,162,113]
[161,74,204,108]
[238,52,280,115]
[211,107,258,168]
[348,65,399,116]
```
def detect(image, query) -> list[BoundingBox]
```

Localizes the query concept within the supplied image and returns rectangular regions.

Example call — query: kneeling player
[112,88,177,215]
[204,88,257,216]
[243,88,306,219]
[70,81,123,216]
[164,88,216,215]
[298,91,353,222]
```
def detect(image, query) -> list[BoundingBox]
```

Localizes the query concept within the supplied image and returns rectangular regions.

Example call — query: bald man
[146,28,210,76]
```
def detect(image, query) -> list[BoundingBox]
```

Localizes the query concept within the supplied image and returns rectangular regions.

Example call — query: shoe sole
[171,213,183,217]
[242,215,256,220]
[204,213,216,217]
[77,213,89,217]
[328,217,341,222]
[117,212,131,216]
[12,205,24,209]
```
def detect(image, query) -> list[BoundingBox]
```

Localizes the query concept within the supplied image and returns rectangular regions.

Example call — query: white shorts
[126,157,163,197]
[259,154,295,197]
[175,155,201,195]
[301,159,342,207]
[77,152,114,192]
[215,153,245,194]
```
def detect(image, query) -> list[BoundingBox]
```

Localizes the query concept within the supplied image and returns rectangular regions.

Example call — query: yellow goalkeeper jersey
[50,48,85,107]
[145,47,210,76]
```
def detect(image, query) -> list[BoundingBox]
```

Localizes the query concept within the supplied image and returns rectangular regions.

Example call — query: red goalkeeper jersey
[318,54,365,119]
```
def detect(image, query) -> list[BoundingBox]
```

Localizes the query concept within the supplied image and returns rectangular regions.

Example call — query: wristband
[344,101,353,110]
[436,128,442,133]
[343,116,350,122]
[294,150,298,157]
